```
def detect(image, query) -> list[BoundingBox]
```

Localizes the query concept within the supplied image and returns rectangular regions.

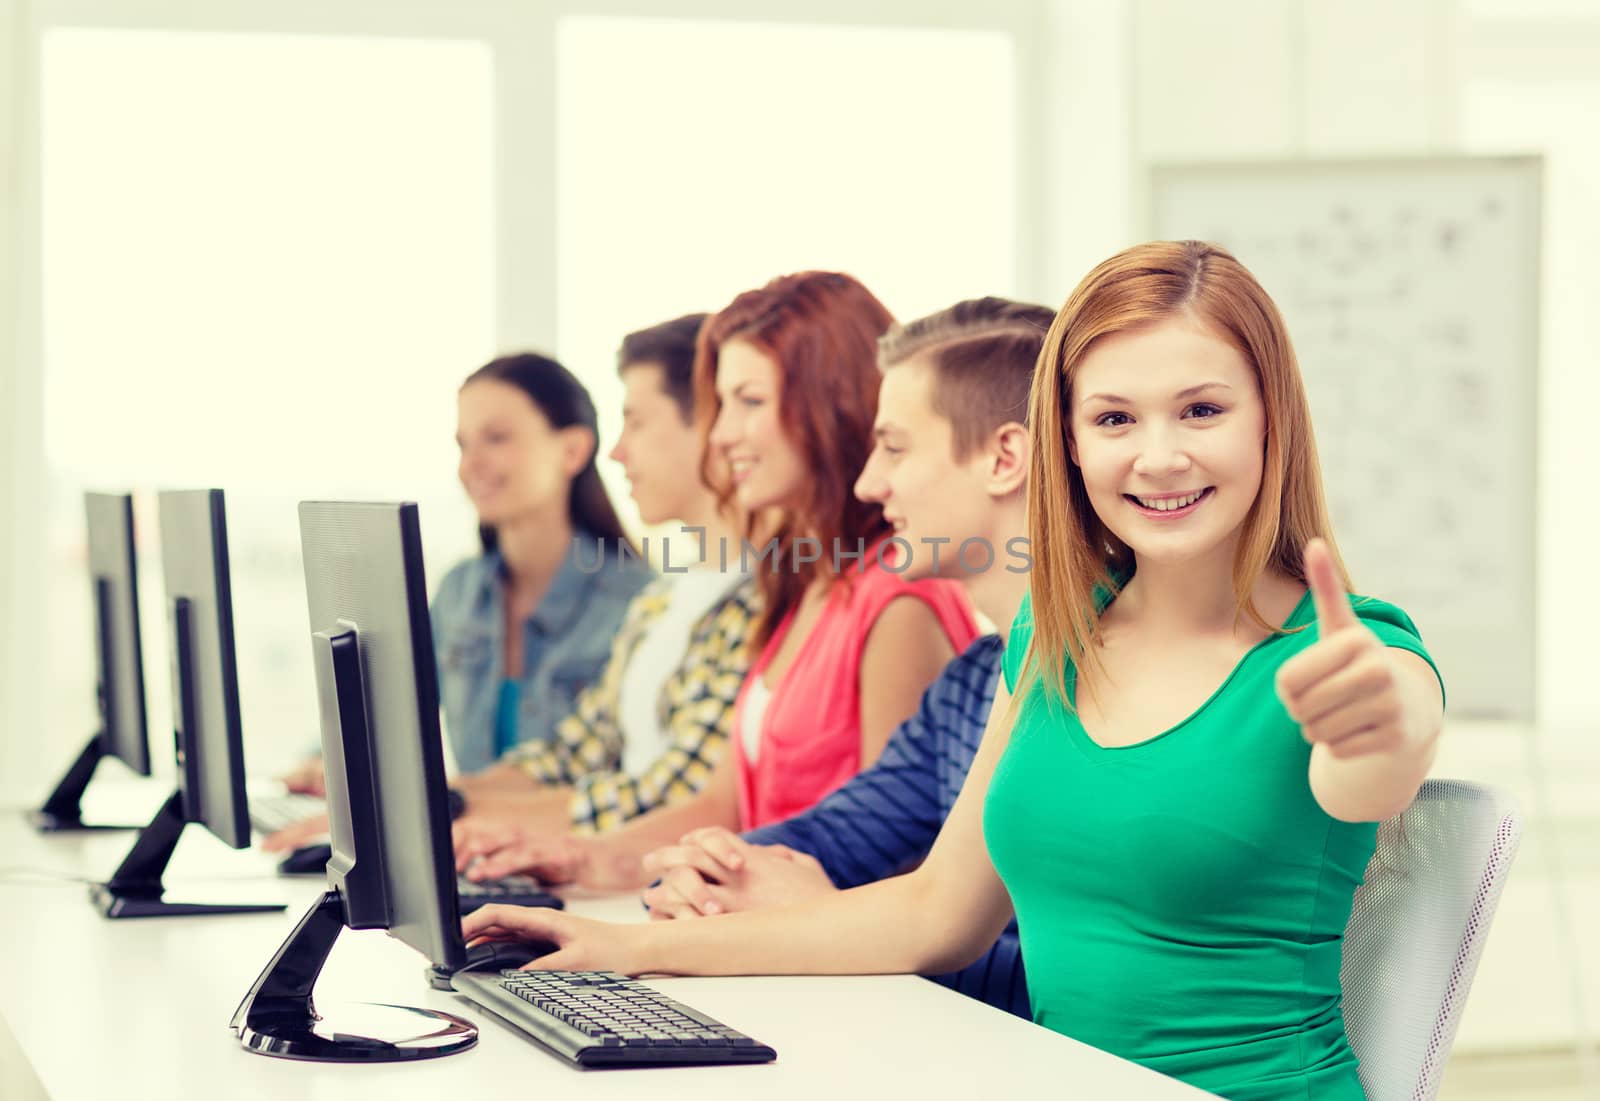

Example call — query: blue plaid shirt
[745,635,1028,1019]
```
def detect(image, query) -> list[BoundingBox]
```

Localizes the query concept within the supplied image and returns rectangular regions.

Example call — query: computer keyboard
[248,791,327,835]
[275,835,563,915]
[450,969,776,1067]
[454,874,564,914]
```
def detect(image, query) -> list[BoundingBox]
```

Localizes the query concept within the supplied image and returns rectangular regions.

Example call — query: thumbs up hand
[1275,539,1407,760]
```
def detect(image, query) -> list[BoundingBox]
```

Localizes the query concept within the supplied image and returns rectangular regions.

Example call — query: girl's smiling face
[456,378,585,527]
[1069,316,1267,567]
[707,338,808,512]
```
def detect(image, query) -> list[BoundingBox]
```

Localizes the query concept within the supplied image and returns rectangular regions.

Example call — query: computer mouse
[460,938,560,973]
[426,938,561,990]
[276,841,333,877]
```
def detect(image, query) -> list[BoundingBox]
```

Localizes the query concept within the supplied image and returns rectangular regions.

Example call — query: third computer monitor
[87,491,152,776]
[32,492,152,831]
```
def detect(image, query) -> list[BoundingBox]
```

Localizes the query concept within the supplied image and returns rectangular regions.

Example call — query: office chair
[1340,778,1523,1101]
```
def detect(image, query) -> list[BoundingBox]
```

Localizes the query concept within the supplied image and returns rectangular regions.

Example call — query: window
[555,16,1018,532]
[41,29,494,769]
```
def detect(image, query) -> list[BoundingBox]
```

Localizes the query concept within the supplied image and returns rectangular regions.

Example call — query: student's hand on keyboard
[261,812,331,853]
[453,818,523,872]
[450,786,572,833]
[463,904,643,975]
[640,829,834,919]
[279,756,327,797]
[455,824,591,886]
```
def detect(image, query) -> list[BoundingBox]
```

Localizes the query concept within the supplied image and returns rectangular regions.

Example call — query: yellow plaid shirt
[502,575,758,833]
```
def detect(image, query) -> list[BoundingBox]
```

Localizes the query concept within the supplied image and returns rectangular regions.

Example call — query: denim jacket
[430,536,654,773]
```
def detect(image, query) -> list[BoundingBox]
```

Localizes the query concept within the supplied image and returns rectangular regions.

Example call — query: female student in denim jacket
[462,244,1446,1101]
[275,353,651,804]
[429,353,653,773]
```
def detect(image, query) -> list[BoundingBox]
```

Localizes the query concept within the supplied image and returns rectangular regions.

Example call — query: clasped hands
[451,815,834,918]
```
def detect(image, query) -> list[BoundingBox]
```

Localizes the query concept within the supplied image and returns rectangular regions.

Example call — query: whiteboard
[1151,156,1541,718]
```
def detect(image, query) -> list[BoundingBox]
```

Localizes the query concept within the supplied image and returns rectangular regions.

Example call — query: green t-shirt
[986,587,1441,1101]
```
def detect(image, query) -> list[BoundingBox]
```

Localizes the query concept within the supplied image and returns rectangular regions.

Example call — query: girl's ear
[560,425,597,478]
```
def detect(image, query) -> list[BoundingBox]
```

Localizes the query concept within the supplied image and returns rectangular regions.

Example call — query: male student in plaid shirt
[448,312,758,834]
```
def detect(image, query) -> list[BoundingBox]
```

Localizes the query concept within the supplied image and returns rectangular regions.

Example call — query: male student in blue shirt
[638,297,1047,1019]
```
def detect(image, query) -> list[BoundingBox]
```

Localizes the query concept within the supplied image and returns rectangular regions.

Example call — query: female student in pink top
[456,271,978,883]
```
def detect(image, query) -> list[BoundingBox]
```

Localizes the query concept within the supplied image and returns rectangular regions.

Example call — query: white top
[618,567,744,776]
[739,675,772,766]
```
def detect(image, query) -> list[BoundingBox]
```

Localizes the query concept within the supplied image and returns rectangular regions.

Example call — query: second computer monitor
[156,488,251,847]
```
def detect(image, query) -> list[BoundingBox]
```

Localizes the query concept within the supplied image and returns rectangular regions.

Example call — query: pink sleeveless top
[733,560,978,830]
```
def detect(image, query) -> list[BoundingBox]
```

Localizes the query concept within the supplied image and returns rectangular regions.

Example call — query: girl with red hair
[457,271,977,884]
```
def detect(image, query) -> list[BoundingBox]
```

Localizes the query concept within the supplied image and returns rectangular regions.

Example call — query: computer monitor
[30,492,153,831]
[87,489,285,919]
[231,501,477,1061]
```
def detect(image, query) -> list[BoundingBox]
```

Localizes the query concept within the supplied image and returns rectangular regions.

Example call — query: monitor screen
[297,500,465,972]
[83,492,151,776]
[156,489,253,848]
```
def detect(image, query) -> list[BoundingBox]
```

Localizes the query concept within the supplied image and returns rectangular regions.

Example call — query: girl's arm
[461,753,741,889]
[1303,647,1442,822]
[1278,540,1445,822]
[856,595,958,767]
[464,678,1021,979]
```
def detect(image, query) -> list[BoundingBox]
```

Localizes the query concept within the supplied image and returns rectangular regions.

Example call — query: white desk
[0,783,1211,1100]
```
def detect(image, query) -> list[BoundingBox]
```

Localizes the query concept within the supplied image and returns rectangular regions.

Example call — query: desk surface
[0,783,1210,1100]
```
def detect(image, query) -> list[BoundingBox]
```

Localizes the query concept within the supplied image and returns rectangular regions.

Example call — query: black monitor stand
[89,598,285,919]
[231,889,477,1061]
[31,580,141,832]
[87,789,286,918]
[30,731,138,832]
[233,622,477,1061]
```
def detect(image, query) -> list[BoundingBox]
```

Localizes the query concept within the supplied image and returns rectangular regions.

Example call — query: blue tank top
[493,678,522,760]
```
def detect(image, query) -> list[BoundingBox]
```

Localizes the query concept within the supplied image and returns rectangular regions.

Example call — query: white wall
[1135,0,1301,161]
[1040,1,1137,306]
[1,0,46,807]
[1304,0,1459,150]
[0,2,16,801]
[1132,0,1457,161]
